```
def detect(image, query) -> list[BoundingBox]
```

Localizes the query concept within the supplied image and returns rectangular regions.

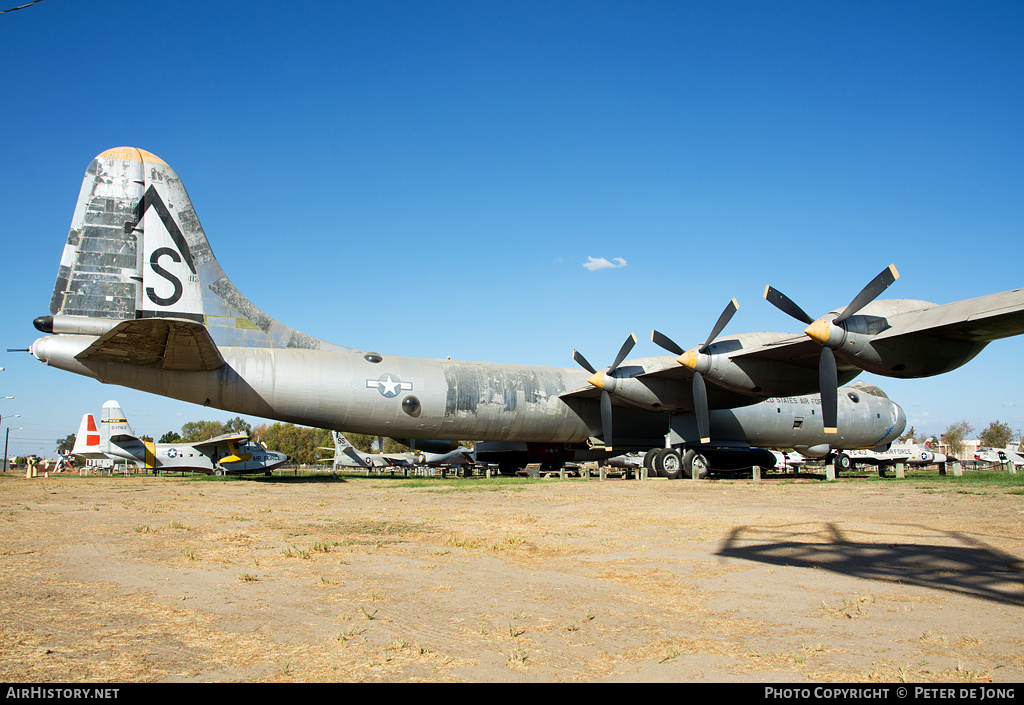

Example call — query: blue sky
[2,0,1023,457]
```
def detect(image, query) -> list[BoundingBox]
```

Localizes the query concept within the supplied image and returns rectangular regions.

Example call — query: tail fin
[331,432,360,459]
[71,413,106,458]
[99,399,154,467]
[332,431,367,464]
[44,147,353,352]
[101,400,134,442]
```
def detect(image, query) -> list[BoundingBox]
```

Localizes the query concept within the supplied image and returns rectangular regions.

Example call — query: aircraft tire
[655,448,683,480]
[833,452,853,472]
[643,448,663,478]
[682,450,710,480]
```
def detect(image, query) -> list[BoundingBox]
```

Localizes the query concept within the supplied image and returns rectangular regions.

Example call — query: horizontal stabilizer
[76,318,225,371]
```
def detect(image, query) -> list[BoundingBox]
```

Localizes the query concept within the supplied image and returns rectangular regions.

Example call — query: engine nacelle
[679,331,833,397]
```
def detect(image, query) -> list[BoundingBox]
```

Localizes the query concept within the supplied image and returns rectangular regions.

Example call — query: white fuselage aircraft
[29,148,1024,477]
[72,400,288,475]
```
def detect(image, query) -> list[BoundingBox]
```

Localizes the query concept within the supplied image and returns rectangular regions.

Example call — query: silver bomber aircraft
[28,148,1024,477]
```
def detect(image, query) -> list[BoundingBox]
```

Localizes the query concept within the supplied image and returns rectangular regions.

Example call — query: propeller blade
[700,298,739,352]
[692,371,711,444]
[651,329,684,356]
[763,285,814,325]
[608,332,638,373]
[834,264,899,323]
[572,349,597,374]
[819,346,838,434]
[600,389,613,449]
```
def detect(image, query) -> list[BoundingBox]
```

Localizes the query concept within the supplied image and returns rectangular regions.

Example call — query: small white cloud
[1002,401,1020,407]
[583,256,627,271]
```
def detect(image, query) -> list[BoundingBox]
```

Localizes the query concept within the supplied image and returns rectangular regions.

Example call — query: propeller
[764,264,899,434]
[652,298,739,445]
[573,332,637,449]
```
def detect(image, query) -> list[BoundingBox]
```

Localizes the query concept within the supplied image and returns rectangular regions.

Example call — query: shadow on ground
[716,522,1024,606]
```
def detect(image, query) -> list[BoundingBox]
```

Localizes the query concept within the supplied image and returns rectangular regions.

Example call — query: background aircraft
[974,446,1024,468]
[768,450,809,471]
[319,431,476,472]
[318,431,414,471]
[72,400,287,475]
[28,149,1024,477]
[845,443,949,471]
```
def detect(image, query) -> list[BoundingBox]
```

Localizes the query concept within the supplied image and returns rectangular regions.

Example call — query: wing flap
[75,318,225,371]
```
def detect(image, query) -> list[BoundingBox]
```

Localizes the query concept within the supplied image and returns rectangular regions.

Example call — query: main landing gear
[643,448,710,480]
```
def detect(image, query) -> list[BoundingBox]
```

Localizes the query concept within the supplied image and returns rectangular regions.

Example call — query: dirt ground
[1,470,1022,683]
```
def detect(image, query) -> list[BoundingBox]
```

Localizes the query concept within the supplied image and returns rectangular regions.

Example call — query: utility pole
[4,426,23,473]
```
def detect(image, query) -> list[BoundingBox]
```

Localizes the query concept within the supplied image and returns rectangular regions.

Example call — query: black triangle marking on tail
[124,186,197,275]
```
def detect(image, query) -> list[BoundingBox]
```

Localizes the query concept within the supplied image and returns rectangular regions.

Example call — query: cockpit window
[848,382,888,399]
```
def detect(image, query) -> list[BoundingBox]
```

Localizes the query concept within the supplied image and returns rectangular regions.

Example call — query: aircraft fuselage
[33,332,903,452]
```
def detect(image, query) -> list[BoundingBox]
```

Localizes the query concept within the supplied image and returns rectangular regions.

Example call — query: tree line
[899,420,1019,459]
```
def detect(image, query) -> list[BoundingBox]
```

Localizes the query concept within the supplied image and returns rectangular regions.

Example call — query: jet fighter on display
[318,431,415,471]
[845,443,949,471]
[28,148,1024,477]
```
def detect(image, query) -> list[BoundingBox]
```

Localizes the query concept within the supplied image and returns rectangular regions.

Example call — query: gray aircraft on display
[318,431,475,472]
[28,148,1024,478]
[72,399,288,475]
[319,431,414,471]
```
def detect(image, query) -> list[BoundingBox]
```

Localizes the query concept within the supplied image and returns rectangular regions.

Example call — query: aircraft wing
[191,432,250,448]
[870,288,1024,344]
[714,334,866,381]
[635,365,777,409]
[75,318,225,371]
[560,364,767,411]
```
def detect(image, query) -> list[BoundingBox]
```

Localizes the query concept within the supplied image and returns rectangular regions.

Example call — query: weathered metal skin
[31,330,600,443]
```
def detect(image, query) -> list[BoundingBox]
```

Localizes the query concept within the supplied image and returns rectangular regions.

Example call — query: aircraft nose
[889,401,907,443]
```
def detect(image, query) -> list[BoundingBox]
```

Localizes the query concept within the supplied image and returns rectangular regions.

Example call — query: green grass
[855,468,1024,492]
